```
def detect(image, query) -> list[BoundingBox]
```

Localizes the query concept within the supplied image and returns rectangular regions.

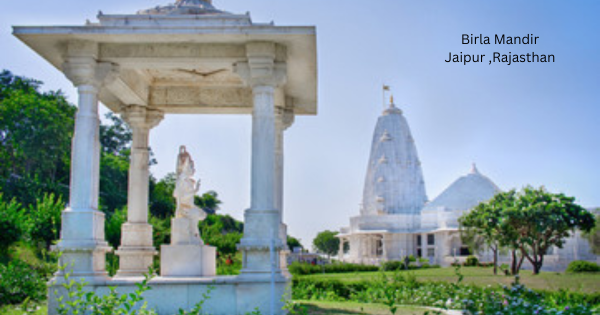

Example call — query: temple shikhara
[337,98,597,270]
[13,0,316,314]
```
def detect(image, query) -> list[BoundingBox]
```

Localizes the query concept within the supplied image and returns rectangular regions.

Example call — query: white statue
[173,145,206,245]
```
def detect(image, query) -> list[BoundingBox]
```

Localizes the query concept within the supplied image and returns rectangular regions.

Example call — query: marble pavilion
[13,0,316,314]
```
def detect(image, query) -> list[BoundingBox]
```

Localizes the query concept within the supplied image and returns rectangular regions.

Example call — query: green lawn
[299,267,600,294]
[0,303,47,315]
[295,301,443,315]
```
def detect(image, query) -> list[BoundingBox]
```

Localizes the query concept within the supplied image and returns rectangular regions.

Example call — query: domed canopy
[362,103,427,216]
[426,164,500,212]
[138,0,225,15]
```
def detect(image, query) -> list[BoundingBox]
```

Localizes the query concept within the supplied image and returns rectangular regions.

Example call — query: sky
[1,0,599,249]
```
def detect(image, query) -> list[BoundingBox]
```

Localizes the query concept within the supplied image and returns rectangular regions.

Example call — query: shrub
[382,260,405,271]
[0,259,47,306]
[27,193,63,251]
[288,262,378,275]
[292,272,598,314]
[464,255,479,267]
[566,260,600,273]
[0,195,23,254]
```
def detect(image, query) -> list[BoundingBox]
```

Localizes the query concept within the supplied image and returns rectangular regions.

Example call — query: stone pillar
[115,105,164,277]
[275,106,294,274]
[235,42,287,278]
[55,42,117,282]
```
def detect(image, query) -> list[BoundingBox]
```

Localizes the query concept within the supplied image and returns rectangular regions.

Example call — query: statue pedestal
[161,244,216,277]
[160,217,216,277]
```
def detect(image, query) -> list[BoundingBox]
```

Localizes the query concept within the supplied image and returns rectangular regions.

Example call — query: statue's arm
[195,179,201,193]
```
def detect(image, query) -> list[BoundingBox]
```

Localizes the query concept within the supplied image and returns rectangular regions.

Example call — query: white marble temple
[338,98,598,272]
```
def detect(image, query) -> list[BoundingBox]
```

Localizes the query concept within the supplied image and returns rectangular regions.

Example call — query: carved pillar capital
[275,107,295,131]
[120,105,164,131]
[234,42,287,88]
[63,59,119,90]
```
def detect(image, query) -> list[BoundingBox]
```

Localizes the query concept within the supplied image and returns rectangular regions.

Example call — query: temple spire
[470,163,480,175]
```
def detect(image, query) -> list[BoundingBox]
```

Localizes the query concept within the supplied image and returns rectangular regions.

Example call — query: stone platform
[48,275,290,315]
[161,244,216,277]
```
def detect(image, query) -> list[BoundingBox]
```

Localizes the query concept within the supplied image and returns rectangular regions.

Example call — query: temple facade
[337,99,598,271]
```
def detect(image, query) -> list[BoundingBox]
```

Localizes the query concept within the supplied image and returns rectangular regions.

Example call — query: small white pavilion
[13,1,317,314]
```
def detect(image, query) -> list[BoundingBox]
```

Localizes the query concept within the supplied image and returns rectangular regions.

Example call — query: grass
[294,300,439,315]
[0,302,47,315]
[299,266,600,294]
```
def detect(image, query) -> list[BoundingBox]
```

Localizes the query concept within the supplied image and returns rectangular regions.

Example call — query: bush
[292,272,598,314]
[0,259,47,306]
[465,255,479,267]
[566,260,600,273]
[382,260,405,271]
[0,195,23,255]
[288,262,379,275]
[27,193,63,251]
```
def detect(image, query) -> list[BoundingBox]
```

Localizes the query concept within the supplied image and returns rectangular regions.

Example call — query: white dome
[426,164,500,212]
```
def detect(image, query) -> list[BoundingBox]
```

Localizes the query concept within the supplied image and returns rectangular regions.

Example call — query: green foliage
[462,275,595,315]
[199,213,243,256]
[464,255,479,267]
[583,213,600,255]
[176,285,215,315]
[292,272,598,314]
[194,190,222,215]
[105,207,127,248]
[26,194,63,250]
[509,187,596,274]
[0,259,48,306]
[149,173,176,219]
[55,265,156,315]
[288,262,379,275]
[0,195,23,254]
[150,214,171,248]
[0,70,75,206]
[100,152,130,214]
[99,113,132,158]
[460,187,596,275]
[381,260,440,271]
[216,253,242,275]
[566,261,600,273]
[312,230,339,257]
[287,236,303,250]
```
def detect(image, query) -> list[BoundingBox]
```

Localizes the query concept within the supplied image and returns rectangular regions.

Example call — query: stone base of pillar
[238,209,285,280]
[114,248,157,278]
[115,223,157,277]
[53,210,112,283]
[279,249,291,277]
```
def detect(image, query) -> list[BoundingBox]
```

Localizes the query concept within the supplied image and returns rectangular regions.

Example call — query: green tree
[195,190,222,215]
[287,235,303,251]
[26,193,63,251]
[508,187,596,274]
[312,230,340,258]
[460,190,520,275]
[149,173,177,219]
[105,207,127,248]
[583,211,600,255]
[0,70,75,205]
[0,194,23,256]
[99,113,132,213]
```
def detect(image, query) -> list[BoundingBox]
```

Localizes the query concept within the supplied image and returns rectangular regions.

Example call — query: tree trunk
[532,255,544,275]
[510,249,519,275]
[492,247,498,275]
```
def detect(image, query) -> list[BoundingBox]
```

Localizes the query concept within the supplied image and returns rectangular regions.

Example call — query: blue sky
[2,0,599,248]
